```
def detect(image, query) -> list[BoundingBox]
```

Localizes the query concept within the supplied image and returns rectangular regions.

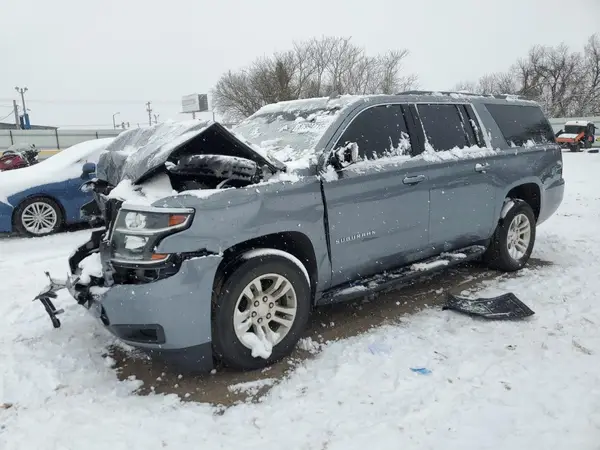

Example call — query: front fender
[154,177,326,257]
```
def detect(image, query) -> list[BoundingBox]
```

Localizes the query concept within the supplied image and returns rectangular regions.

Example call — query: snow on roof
[565,120,592,126]
[0,138,114,206]
[254,95,365,115]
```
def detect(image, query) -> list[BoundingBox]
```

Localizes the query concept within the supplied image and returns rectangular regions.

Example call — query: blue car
[0,138,114,236]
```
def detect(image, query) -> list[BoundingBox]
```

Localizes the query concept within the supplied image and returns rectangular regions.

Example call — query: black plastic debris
[442,292,535,320]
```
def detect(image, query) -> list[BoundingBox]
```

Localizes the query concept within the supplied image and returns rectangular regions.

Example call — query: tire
[484,199,536,272]
[13,196,63,236]
[212,251,311,370]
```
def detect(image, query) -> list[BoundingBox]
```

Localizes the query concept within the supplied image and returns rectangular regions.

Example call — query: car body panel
[64,93,565,370]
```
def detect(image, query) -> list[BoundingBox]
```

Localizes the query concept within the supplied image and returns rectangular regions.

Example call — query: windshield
[233,107,342,168]
[564,125,586,134]
[232,95,364,169]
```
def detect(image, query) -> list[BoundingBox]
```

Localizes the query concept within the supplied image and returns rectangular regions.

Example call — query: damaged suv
[37,91,564,372]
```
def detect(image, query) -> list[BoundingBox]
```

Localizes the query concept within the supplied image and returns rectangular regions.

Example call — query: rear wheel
[14,197,63,236]
[212,251,311,370]
[484,200,536,272]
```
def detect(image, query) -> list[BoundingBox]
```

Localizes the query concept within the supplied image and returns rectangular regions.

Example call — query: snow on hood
[108,173,179,208]
[0,138,114,206]
[232,95,365,171]
[96,120,286,187]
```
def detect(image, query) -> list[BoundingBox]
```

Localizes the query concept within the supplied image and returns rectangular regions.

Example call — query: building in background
[0,122,57,130]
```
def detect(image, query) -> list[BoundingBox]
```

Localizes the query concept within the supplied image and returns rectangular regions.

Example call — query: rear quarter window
[416,104,470,151]
[485,104,555,147]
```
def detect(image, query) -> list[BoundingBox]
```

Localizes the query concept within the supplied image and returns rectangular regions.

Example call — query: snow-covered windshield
[232,95,363,169]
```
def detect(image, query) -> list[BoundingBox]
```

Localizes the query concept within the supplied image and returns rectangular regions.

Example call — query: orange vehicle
[555,120,597,152]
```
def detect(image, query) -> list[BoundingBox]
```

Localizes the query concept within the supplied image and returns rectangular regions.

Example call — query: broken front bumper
[36,230,224,372]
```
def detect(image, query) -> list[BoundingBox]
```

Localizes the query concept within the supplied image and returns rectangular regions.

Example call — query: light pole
[112,112,120,129]
[14,86,29,129]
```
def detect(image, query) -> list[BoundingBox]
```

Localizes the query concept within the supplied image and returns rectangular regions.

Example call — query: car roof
[565,120,592,126]
[348,91,540,108]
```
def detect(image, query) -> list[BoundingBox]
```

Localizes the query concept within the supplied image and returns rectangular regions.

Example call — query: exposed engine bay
[80,121,287,226]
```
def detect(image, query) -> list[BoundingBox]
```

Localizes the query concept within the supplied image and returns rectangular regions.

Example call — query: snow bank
[0,138,113,206]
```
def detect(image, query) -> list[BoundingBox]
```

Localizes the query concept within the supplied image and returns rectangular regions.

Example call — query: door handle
[403,174,426,185]
[474,163,490,173]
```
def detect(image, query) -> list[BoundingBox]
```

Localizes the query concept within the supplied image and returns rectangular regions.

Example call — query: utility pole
[112,112,120,129]
[15,86,29,129]
[13,100,20,130]
[146,101,153,126]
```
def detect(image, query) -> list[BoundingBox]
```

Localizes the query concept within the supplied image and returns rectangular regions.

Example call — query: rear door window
[485,104,555,146]
[336,104,414,160]
[416,104,470,151]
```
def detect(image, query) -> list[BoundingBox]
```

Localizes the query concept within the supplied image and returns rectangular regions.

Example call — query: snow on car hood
[96,120,286,187]
[0,138,114,206]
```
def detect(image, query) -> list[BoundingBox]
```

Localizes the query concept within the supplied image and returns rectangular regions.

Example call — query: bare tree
[212,36,417,121]
[454,34,600,117]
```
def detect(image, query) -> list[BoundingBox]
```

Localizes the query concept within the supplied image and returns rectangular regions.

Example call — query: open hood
[96,120,286,187]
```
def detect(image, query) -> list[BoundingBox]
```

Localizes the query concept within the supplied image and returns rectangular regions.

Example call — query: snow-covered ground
[1,153,600,449]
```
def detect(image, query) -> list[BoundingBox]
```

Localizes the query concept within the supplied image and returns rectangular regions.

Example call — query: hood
[96,120,286,187]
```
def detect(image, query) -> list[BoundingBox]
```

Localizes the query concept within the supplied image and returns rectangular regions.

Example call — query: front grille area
[110,256,182,285]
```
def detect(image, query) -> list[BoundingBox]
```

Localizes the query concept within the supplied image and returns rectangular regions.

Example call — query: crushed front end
[37,188,223,372]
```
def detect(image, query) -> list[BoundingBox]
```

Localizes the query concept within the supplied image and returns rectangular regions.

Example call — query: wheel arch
[212,231,318,304]
[11,194,66,230]
[502,180,541,222]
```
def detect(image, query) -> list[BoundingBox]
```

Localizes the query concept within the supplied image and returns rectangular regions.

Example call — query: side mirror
[81,162,96,177]
[330,143,359,170]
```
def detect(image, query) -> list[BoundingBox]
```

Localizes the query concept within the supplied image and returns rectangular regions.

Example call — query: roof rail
[396,90,525,100]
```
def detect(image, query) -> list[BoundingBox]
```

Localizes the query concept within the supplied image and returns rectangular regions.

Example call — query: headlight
[111,206,194,264]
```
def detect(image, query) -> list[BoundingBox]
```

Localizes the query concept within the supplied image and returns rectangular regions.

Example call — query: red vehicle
[555,120,597,152]
[0,144,40,171]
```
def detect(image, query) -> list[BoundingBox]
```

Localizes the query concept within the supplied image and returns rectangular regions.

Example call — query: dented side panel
[155,176,332,291]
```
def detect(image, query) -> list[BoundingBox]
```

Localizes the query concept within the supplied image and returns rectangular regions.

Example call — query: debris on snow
[410,367,432,375]
[443,292,535,320]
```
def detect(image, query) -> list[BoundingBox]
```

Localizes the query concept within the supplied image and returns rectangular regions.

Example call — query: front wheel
[14,197,63,236]
[484,200,536,272]
[212,251,311,370]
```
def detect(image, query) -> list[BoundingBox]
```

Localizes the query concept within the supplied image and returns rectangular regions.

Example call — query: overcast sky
[1,0,598,129]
